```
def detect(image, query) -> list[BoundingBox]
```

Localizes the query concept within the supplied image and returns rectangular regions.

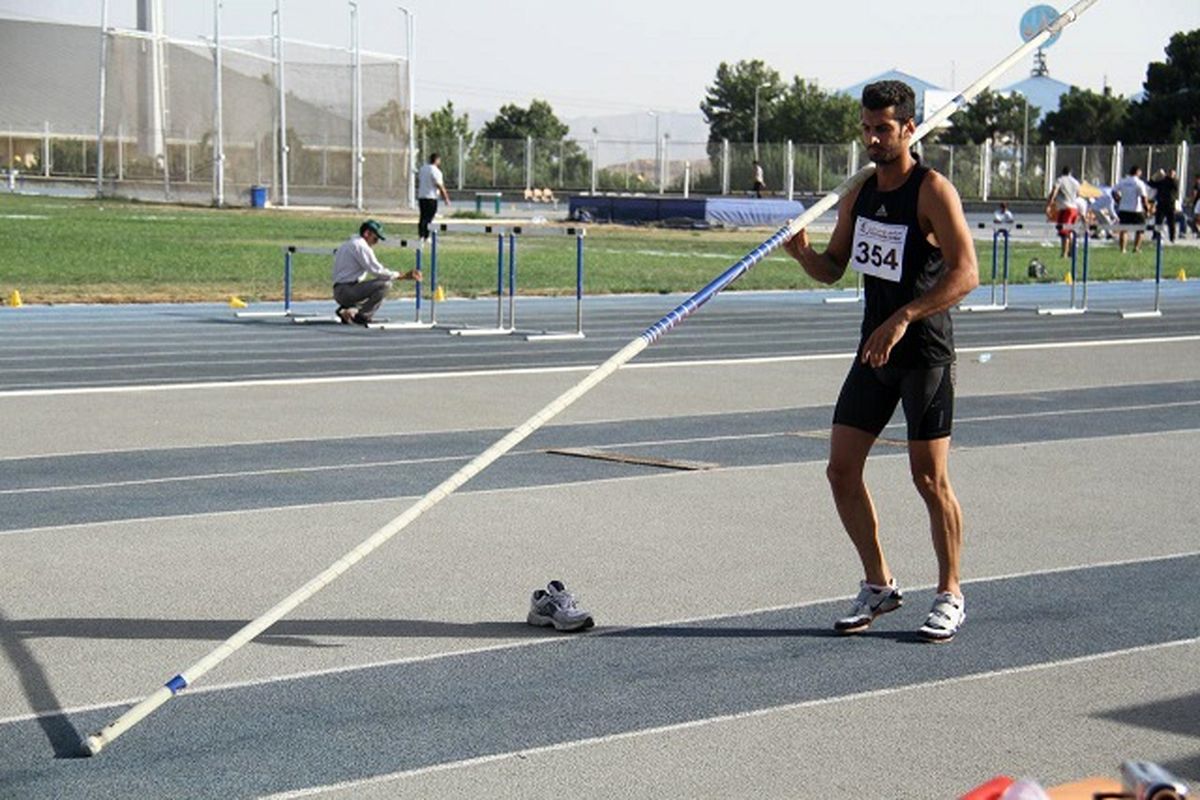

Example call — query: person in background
[1113,165,1150,254]
[332,220,421,326]
[1147,168,1179,243]
[752,160,766,198]
[1045,165,1081,258]
[993,202,1014,225]
[417,153,452,243]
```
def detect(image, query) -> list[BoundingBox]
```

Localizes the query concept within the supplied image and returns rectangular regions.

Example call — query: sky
[4,0,1199,131]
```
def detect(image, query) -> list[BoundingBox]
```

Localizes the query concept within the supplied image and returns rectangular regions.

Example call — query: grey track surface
[2,282,1199,798]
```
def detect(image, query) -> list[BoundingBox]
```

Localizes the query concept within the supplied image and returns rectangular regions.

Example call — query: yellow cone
[1064,272,1073,285]
[1177,268,1187,282]
[229,295,247,308]
[6,290,22,307]
[434,285,445,302]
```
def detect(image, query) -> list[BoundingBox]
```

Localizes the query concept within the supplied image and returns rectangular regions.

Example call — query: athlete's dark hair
[861,80,915,123]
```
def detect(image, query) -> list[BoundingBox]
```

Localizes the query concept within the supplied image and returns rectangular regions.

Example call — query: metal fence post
[785,139,794,201]
[213,0,225,207]
[590,134,597,194]
[1044,141,1055,196]
[1179,141,1189,188]
[981,140,991,202]
[276,0,289,207]
[1112,141,1122,185]
[43,121,50,177]
[817,144,823,193]
[525,135,532,192]
[457,133,464,191]
[721,138,729,195]
[96,0,108,196]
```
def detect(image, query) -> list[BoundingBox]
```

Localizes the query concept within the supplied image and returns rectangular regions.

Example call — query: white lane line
[4,397,1197,494]
[2,549,1196,731]
[3,428,1197,536]
[2,334,1197,399]
[262,636,1200,798]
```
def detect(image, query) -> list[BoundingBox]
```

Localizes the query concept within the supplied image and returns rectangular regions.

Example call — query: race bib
[850,217,906,282]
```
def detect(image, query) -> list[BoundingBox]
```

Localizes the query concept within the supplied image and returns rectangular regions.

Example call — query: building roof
[839,68,946,123]
[1001,74,1074,121]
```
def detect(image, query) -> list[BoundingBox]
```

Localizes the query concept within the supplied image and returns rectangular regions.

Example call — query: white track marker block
[368,321,436,331]
[523,331,586,342]
[290,315,342,325]
[1118,309,1163,319]
[959,303,1008,312]
[823,294,862,304]
[448,326,513,337]
[234,311,293,319]
[1037,307,1087,316]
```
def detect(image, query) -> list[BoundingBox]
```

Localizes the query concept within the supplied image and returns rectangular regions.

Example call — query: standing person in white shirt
[417,153,451,242]
[1113,165,1150,254]
[1045,165,1081,258]
[332,220,421,326]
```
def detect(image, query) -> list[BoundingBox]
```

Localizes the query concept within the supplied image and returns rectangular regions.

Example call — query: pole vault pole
[82,0,1099,756]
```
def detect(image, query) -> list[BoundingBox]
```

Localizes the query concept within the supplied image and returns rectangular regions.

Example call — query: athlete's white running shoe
[526,580,594,632]
[917,592,965,643]
[834,579,904,634]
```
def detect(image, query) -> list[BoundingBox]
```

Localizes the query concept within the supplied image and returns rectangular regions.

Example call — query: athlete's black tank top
[850,163,954,367]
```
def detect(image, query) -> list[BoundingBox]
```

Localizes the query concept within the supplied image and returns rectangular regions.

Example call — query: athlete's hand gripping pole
[82,0,1099,756]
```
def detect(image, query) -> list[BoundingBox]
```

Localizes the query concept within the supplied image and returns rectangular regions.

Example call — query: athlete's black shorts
[832,360,955,440]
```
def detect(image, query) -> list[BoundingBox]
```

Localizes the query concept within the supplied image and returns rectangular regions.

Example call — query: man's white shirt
[332,235,397,283]
[418,163,444,200]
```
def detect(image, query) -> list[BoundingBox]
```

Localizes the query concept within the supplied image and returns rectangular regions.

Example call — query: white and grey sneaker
[834,579,904,634]
[526,580,595,632]
[917,592,965,643]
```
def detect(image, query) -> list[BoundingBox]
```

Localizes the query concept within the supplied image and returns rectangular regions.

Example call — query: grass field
[1,193,1195,304]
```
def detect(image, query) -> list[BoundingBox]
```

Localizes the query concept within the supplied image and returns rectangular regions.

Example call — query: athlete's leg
[827,423,891,586]
[908,436,963,597]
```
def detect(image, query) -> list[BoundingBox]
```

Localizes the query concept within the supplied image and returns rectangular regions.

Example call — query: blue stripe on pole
[641,224,792,344]
[166,675,188,694]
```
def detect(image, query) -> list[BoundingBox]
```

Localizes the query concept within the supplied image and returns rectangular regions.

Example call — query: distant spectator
[1191,174,1200,238]
[993,202,1014,225]
[1113,165,1150,254]
[751,160,766,198]
[1189,174,1200,238]
[1090,185,1117,239]
[1147,168,1180,243]
[1046,165,1081,258]
[417,153,451,242]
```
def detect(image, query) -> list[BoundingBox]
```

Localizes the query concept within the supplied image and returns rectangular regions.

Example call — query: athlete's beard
[868,145,901,164]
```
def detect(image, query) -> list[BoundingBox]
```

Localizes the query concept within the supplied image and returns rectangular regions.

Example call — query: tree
[412,101,471,148]
[1038,87,1128,144]
[1122,29,1200,143]
[479,99,569,142]
[937,89,1032,145]
[769,78,859,143]
[699,60,785,144]
[476,100,586,188]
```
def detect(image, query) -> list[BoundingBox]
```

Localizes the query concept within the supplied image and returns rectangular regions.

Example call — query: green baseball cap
[360,219,386,240]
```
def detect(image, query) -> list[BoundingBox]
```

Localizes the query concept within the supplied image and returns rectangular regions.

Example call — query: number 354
[854,242,899,269]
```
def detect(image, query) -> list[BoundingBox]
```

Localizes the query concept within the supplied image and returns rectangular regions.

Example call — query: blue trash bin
[250,185,268,208]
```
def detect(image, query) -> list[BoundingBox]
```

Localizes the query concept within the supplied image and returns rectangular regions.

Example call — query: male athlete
[783,81,979,642]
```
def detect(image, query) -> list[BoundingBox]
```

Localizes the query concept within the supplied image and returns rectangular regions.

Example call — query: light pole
[397,5,416,210]
[753,82,768,161]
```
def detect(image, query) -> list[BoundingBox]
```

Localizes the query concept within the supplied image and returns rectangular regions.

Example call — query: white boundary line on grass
[0,334,1198,399]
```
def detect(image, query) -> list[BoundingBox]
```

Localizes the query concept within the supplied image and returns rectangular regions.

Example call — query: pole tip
[81,734,105,757]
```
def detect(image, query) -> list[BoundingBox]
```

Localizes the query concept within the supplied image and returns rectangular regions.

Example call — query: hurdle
[1087,224,1164,319]
[440,223,587,341]
[231,245,313,319]
[1036,227,1089,316]
[960,224,1013,312]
